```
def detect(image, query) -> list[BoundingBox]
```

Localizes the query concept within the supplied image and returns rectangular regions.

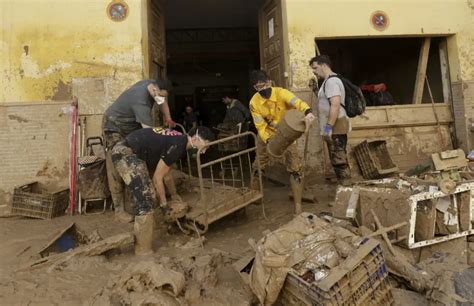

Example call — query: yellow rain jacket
[250,87,310,143]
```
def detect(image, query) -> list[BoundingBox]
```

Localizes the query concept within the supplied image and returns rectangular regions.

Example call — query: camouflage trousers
[325,134,351,181]
[111,142,156,215]
[103,130,127,212]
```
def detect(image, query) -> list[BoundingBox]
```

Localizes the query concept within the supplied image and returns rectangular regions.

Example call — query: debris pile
[324,148,474,304]
[246,212,393,305]
[90,250,245,305]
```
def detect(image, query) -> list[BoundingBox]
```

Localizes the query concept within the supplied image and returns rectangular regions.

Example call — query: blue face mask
[259,87,272,99]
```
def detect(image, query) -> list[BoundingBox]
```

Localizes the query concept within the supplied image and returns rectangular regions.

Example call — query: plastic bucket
[267,109,306,157]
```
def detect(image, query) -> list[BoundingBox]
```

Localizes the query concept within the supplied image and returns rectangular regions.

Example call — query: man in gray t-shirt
[309,55,351,183]
[102,79,176,221]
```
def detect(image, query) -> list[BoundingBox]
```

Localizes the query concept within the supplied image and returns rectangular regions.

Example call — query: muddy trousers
[325,134,351,181]
[104,131,126,212]
[252,137,302,174]
[251,138,302,190]
[111,142,157,215]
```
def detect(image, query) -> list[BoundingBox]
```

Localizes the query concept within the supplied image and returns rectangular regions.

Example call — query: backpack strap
[323,75,346,110]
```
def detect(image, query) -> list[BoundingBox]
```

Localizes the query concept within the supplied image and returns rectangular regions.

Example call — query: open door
[145,0,167,125]
[258,0,287,87]
[147,0,166,79]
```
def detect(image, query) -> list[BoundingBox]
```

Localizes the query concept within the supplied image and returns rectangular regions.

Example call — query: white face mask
[154,95,166,105]
[192,131,208,154]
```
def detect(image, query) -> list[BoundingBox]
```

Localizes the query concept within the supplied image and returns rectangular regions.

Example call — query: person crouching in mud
[112,126,214,216]
[111,126,214,255]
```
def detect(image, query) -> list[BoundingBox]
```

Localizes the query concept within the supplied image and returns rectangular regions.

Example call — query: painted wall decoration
[107,0,129,22]
[370,11,390,31]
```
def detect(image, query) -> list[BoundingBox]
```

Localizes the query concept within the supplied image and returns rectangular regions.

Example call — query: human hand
[323,124,333,140]
[165,118,177,128]
[304,112,315,132]
[163,199,189,222]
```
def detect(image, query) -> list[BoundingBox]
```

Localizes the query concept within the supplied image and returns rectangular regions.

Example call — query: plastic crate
[353,140,398,179]
[11,182,69,219]
[279,239,393,306]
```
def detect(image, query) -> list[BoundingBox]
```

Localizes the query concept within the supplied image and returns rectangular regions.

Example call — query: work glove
[323,124,333,141]
[165,118,177,128]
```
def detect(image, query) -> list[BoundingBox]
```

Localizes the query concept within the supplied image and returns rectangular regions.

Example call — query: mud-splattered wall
[0,102,72,210]
[0,0,145,104]
[282,0,474,174]
[284,0,473,89]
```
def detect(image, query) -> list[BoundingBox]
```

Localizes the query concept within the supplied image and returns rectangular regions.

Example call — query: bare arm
[152,159,172,206]
[147,83,172,122]
[328,96,341,126]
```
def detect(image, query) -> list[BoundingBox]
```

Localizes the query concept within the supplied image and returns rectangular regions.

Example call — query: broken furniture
[77,137,109,214]
[333,179,474,249]
[407,182,474,248]
[11,181,69,219]
[180,132,263,234]
[365,209,407,255]
[353,140,398,179]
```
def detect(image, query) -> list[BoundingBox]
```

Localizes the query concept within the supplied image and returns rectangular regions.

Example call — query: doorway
[145,0,288,130]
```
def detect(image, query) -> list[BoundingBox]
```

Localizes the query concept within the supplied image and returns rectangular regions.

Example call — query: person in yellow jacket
[249,70,315,211]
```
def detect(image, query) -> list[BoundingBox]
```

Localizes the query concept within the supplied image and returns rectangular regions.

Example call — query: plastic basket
[279,239,393,306]
[353,140,398,179]
[11,182,69,219]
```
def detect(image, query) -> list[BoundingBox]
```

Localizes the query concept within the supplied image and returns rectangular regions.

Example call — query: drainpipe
[69,97,78,214]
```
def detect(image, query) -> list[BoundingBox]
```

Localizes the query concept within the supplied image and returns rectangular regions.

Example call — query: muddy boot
[134,211,155,256]
[250,170,264,191]
[113,193,133,223]
[290,173,303,215]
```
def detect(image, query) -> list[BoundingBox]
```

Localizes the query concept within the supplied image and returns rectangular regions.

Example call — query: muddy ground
[0,183,435,305]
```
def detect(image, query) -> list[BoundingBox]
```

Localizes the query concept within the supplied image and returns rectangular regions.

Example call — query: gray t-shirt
[318,75,351,135]
[103,80,157,134]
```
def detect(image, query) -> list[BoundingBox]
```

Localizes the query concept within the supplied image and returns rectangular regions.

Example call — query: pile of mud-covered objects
[8,140,474,305]
[233,144,474,305]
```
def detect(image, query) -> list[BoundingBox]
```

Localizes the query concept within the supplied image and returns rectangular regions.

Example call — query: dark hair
[309,55,332,69]
[155,78,172,91]
[250,70,269,85]
[188,126,215,142]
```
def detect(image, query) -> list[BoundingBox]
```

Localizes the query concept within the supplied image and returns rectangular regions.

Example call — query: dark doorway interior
[317,37,446,105]
[162,0,264,129]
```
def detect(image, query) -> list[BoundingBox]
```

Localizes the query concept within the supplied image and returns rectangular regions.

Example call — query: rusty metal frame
[407,182,474,248]
[184,131,263,234]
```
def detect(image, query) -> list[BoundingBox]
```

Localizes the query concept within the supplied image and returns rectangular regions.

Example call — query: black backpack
[324,75,366,118]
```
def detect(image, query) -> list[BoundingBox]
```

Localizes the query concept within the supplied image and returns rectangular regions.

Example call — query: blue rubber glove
[323,124,333,138]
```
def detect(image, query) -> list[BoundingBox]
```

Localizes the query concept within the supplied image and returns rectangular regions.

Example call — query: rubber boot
[134,211,155,256]
[290,174,303,215]
[112,192,133,223]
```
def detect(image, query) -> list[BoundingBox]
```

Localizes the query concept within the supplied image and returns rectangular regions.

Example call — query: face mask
[190,131,207,154]
[258,87,272,99]
[154,95,166,105]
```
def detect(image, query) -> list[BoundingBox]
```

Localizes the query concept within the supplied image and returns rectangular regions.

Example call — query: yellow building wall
[0,0,146,104]
[284,0,474,89]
